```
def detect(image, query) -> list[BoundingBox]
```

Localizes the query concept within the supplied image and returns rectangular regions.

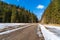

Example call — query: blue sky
[1,0,51,20]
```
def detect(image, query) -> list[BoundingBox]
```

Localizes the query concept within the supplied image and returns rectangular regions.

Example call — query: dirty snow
[37,25,43,37]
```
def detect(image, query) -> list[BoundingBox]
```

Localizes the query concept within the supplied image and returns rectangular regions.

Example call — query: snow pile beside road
[45,25,60,37]
[0,25,31,35]
[0,23,28,29]
[39,24,60,40]
[37,25,43,37]
[45,25,60,30]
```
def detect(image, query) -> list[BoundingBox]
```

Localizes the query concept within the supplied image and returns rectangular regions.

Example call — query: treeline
[41,0,60,24]
[0,1,38,23]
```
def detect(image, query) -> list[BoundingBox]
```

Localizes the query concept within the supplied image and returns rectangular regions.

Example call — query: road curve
[0,24,42,40]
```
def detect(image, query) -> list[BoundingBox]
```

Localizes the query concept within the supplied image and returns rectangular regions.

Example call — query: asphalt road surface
[0,24,44,40]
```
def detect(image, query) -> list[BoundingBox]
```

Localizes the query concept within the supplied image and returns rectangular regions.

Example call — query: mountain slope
[0,1,38,23]
[41,0,60,24]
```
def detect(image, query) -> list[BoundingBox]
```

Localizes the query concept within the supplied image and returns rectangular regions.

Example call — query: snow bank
[45,25,60,37]
[0,25,31,35]
[44,25,60,30]
[39,24,60,40]
[0,23,28,29]
[37,25,43,37]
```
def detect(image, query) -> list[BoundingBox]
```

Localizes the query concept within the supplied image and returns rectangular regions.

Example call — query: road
[1,24,60,40]
[0,24,44,40]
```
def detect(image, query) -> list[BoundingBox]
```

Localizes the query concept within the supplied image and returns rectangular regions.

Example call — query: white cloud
[37,5,44,9]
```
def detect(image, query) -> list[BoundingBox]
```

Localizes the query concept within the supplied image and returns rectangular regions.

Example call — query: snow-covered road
[38,24,60,40]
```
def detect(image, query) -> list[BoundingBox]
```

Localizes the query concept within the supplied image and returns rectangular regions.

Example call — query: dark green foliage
[0,1,38,23]
[41,0,60,24]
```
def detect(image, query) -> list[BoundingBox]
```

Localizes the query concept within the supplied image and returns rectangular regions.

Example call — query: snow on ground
[37,25,43,37]
[38,24,60,40]
[44,25,60,30]
[0,23,28,29]
[46,27,60,37]
[45,25,60,37]
[0,25,31,35]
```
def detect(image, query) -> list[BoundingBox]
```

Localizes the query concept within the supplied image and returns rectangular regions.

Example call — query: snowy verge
[0,23,28,29]
[44,25,60,30]
[37,25,43,37]
[0,25,31,35]
[38,24,60,40]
